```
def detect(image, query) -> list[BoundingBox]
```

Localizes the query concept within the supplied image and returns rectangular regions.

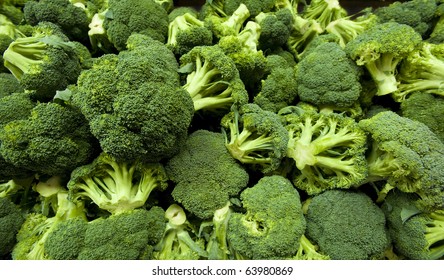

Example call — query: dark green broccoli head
[166,130,249,220]
[0,73,24,98]
[306,189,390,260]
[227,175,306,260]
[0,197,25,257]
[255,8,293,51]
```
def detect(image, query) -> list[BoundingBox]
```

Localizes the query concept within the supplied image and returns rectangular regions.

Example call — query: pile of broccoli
[1,0,444,261]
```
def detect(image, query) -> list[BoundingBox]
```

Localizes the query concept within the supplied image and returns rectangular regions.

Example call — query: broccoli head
[0,196,25,257]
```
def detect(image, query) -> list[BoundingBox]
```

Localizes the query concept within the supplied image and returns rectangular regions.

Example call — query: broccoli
[179,45,249,114]
[0,73,23,98]
[74,34,194,162]
[0,0,25,25]
[253,54,298,113]
[305,189,391,260]
[0,196,25,258]
[23,0,91,43]
[68,152,168,215]
[88,0,169,52]
[428,3,444,44]
[166,130,249,220]
[296,41,363,109]
[0,14,26,73]
[382,190,444,260]
[254,8,294,52]
[394,42,444,102]
[292,234,331,260]
[227,175,306,260]
[280,106,368,195]
[78,207,165,260]
[0,101,97,177]
[204,3,250,39]
[167,12,213,57]
[153,204,208,260]
[359,111,444,212]
[222,0,277,18]
[400,92,444,143]
[301,0,348,31]
[168,6,199,23]
[2,32,91,101]
[221,103,289,174]
[344,22,422,96]
[374,0,438,37]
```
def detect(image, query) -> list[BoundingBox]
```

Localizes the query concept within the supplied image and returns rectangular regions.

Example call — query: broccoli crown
[0,197,25,257]
[359,111,444,211]
[78,207,166,260]
[0,91,35,127]
[382,190,444,260]
[204,3,251,39]
[2,34,87,101]
[167,12,213,57]
[0,1,25,25]
[301,0,348,30]
[394,42,444,102]
[102,0,169,51]
[255,9,293,51]
[0,101,97,177]
[344,22,422,96]
[75,34,194,162]
[305,189,390,260]
[374,0,437,37]
[281,107,368,195]
[23,0,90,42]
[227,175,306,260]
[0,73,24,98]
[297,42,362,108]
[253,55,298,113]
[401,92,444,143]
[166,130,249,220]
[68,152,168,214]
[221,103,289,173]
[223,0,276,18]
[180,45,249,113]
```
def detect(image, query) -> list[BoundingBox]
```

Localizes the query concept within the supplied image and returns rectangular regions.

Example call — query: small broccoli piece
[281,106,368,195]
[168,6,199,22]
[218,21,268,90]
[253,54,298,113]
[305,189,390,260]
[166,130,249,220]
[301,0,348,30]
[394,42,444,102]
[428,4,444,44]
[344,22,422,96]
[221,104,289,173]
[382,190,444,260]
[167,12,213,57]
[2,34,88,101]
[204,3,250,39]
[286,14,324,60]
[23,0,91,42]
[296,41,363,109]
[0,0,25,25]
[68,152,168,215]
[227,175,306,260]
[359,111,444,212]
[0,196,25,258]
[400,92,444,143]
[292,234,331,260]
[154,204,208,260]
[0,73,23,98]
[223,0,277,18]
[153,0,173,12]
[78,207,165,260]
[374,0,437,37]
[0,14,26,73]
[179,45,249,113]
[0,101,97,177]
[254,8,294,52]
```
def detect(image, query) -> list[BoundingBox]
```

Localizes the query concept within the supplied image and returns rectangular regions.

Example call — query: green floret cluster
[2,0,444,261]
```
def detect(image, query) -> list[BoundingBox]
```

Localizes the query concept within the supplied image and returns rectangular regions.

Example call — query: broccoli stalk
[287,15,323,59]
[293,234,331,260]
[302,0,347,30]
[325,14,378,48]
[206,3,250,39]
[68,153,168,215]
[167,13,207,47]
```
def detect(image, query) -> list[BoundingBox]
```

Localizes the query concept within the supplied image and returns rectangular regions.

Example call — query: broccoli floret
[382,190,444,260]
[0,0,25,25]
[280,106,368,195]
[221,104,289,173]
[68,152,168,215]
[428,3,444,44]
[179,45,249,113]
[168,6,199,22]
[296,41,363,109]
[78,207,165,260]
[394,42,444,102]
[0,101,97,177]
[227,175,306,260]
[286,14,324,60]
[0,196,25,258]
[223,0,277,18]
[167,12,213,57]
[301,0,348,30]
[305,189,391,260]
[344,22,422,96]
[204,3,250,39]
[2,34,89,101]
[359,111,444,212]
[0,14,26,73]
[166,130,249,220]
[0,73,23,99]
[23,0,91,43]
[74,34,194,162]
[253,55,298,113]
[254,8,294,52]
[153,204,208,260]
[374,0,437,37]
